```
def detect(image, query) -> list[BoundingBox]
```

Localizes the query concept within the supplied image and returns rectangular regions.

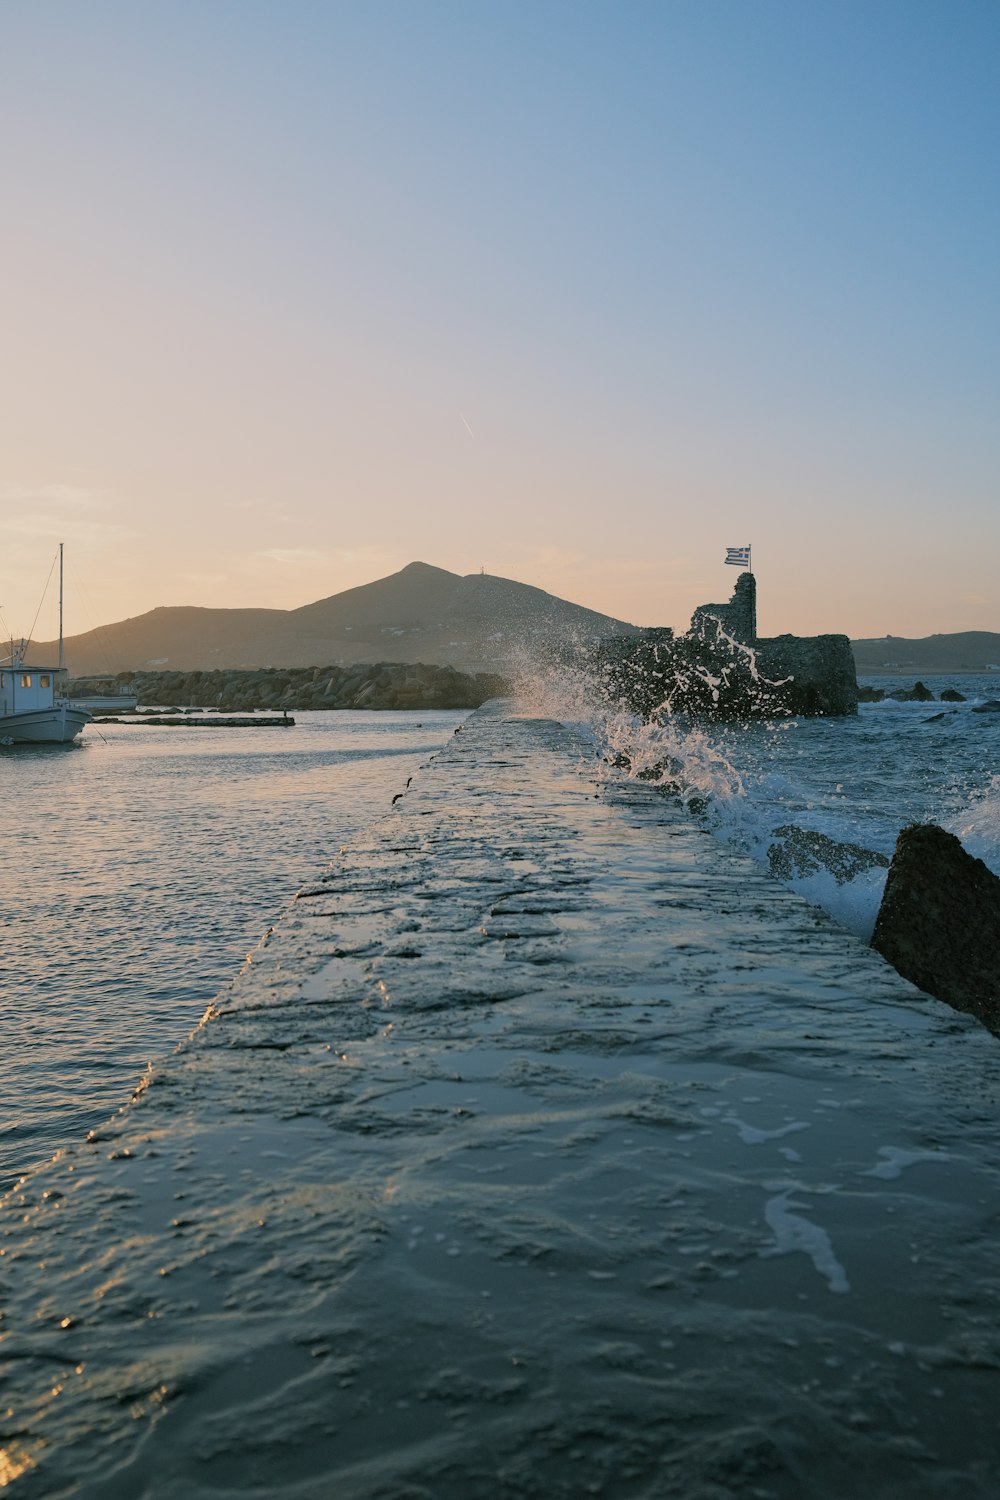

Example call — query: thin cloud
[259,548,327,565]
[0,483,129,556]
[0,483,109,511]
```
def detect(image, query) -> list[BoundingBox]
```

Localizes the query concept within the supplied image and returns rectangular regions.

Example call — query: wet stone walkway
[3,705,1000,1498]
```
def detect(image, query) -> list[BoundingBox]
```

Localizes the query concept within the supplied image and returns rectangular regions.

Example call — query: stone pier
[2,705,999,1498]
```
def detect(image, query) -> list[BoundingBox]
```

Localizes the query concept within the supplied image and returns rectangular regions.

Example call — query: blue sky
[1,0,997,639]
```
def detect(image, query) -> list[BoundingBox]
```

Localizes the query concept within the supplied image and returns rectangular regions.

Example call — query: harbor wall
[2,705,999,1498]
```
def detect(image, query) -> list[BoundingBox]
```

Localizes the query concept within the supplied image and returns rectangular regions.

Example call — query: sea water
[0,710,465,1189]
[3,678,998,1192]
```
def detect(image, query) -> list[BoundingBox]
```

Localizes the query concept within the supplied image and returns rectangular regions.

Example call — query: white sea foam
[947,772,1000,875]
[724,1113,810,1146]
[517,656,1000,945]
[863,1146,951,1180]
[761,1187,850,1294]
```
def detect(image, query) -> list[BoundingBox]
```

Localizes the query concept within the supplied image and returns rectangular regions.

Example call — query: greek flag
[725,545,751,567]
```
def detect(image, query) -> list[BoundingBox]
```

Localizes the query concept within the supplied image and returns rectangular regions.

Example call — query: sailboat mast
[58,542,64,676]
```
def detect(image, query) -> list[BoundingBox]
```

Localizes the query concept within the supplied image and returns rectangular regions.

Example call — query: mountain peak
[41,560,638,674]
[397,561,458,579]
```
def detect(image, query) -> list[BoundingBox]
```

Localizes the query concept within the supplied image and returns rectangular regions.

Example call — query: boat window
[40,674,51,687]
[21,674,32,688]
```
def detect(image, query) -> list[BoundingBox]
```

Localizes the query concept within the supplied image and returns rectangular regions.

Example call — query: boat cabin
[0,665,58,719]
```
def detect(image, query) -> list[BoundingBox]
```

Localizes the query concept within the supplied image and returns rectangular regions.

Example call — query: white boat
[0,666,92,744]
[0,544,92,745]
[69,692,139,713]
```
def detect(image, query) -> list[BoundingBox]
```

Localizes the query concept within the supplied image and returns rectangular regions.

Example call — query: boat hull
[0,703,92,745]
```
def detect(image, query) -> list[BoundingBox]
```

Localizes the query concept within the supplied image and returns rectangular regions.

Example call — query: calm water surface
[0,710,465,1187]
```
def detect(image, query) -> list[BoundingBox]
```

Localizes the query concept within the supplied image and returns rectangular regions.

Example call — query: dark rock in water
[857,685,886,703]
[768,825,890,885]
[971,699,1000,714]
[923,711,956,723]
[872,823,1000,1034]
[887,681,935,702]
[940,688,966,702]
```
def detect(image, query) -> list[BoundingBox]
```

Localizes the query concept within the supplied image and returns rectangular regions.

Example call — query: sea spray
[512,650,1000,945]
[947,771,1000,874]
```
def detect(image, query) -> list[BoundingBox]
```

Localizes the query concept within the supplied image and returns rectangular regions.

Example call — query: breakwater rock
[872,822,1000,1034]
[601,573,858,719]
[70,662,508,712]
[3,707,1000,1497]
[130,714,295,728]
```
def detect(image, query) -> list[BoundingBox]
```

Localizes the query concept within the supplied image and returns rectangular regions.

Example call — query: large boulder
[871,823,1000,1034]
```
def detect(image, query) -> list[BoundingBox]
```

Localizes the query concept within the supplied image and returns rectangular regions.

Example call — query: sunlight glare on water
[0,710,465,1187]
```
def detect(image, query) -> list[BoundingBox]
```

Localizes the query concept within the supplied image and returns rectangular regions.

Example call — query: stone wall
[755,632,859,716]
[689,569,757,643]
[600,572,857,719]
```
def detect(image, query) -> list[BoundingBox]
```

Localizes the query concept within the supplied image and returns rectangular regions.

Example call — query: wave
[514,658,1000,944]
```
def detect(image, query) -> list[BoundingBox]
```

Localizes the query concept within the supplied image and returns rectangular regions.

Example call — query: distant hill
[33,561,639,676]
[852,631,1000,674]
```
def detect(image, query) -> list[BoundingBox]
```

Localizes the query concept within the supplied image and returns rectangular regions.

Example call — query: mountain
[851,631,1000,675]
[34,561,639,676]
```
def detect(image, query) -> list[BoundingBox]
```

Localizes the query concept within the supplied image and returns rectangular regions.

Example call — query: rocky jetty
[872,822,1000,1034]
[68,662,508,713]
[602,573,858,719]
[128,714,295,728]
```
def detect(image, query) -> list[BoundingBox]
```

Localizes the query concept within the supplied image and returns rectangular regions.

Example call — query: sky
[1,0,998,643]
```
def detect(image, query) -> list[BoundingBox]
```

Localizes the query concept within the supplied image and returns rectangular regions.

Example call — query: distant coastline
[857,667,1000,677]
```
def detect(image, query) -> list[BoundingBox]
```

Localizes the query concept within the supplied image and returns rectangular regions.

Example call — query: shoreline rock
[872,822,1000,1034]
